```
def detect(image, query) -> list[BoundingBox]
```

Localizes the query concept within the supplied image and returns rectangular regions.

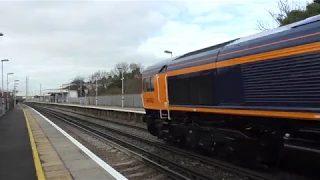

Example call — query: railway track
[34,105,216,180]
[33,105,277,180]
[47,105,146,131]
[42,106,276,179]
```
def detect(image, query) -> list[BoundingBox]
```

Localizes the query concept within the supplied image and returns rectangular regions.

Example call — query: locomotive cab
[142,76,156,109]
[142,74,169,111]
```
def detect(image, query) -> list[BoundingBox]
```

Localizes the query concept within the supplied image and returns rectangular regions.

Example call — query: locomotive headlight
[285,133,290,138]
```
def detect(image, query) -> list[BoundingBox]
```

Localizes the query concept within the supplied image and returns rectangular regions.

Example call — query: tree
[71,76,85,84]
[129,62,144,78]
[111,62,129,77]
[256,0,320,31]
[85,70,113,95]
[71,76,86,97]
[87,70,105,83]
[70,61,145,96]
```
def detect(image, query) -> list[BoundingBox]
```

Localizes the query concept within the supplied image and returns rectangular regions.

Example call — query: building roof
[45,89,69,94]
[61,83,77,89]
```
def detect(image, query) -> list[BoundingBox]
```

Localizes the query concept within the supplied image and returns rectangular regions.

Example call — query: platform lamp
[0,34,4,113]
[117,67,124,108]
[164,50,172,57]
[13,80,19,93]
[95,76,98,106]
[6,72,13,109]
[13,80,19,104]
[1,59,9,115]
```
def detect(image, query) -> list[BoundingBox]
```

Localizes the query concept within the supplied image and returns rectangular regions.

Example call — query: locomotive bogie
[145,110,320,167]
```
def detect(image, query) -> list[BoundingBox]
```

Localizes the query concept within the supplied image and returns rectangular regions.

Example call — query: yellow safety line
[20,104,46,180]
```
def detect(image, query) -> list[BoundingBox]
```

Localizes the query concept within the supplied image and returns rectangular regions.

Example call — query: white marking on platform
[29,106,128,180]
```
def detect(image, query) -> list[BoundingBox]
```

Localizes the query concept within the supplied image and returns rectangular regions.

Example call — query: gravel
[87,119,247,180]
[39,109,169,180]
[49,107,162,142]
[33,105,312,180]
[43,107,248,180]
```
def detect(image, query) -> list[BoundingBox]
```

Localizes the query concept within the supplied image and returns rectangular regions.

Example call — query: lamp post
[95,76,98,106]
[0,33,4,113]
[68,84,70,103]
[118,68,124,108]
[60,86,63,103]
[164,50,172,57]
[13,80,19,107]
[13,80,19,103]
[1,59,9,114]
[40,84,41,102]
[7,72,13,109]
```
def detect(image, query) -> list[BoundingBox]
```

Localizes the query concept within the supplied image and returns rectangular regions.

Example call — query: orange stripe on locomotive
[142,33,320,120]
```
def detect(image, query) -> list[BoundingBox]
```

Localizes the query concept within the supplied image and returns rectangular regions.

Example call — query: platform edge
[22,105,46,180]
[27,105,128,180]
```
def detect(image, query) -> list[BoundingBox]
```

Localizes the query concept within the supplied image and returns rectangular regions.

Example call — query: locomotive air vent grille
[241,51,320,108]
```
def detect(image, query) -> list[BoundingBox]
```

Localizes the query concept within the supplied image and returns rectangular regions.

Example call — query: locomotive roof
[144,55,182,73]
[142,14,320,75]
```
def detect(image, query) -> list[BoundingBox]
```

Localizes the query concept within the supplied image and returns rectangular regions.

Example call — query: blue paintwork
[142,15,320,77]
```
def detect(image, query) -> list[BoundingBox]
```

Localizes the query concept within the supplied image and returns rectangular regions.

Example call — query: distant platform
[30,102,146,114]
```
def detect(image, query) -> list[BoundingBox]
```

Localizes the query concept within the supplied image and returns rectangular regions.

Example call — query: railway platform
[0,104,37,180]
[26,102,146,128]
[0,104,126,180]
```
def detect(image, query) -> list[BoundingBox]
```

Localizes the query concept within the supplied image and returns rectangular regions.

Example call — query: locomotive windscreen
[167,69,215,106]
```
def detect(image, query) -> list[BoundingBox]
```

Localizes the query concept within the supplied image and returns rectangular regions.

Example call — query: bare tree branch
[255,20,275,31]
[255,0,305,30]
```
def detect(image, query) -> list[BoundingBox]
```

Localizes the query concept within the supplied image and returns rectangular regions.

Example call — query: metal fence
[28,94,143,108]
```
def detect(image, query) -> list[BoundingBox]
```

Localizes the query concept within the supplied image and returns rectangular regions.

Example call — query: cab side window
[143,76,154,92]
[149,77,154,91]
[143,78,148,92]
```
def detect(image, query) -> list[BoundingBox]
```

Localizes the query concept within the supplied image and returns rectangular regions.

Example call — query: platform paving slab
[0,106,38,180]
[22,104,73,180]
[22,104,121,180]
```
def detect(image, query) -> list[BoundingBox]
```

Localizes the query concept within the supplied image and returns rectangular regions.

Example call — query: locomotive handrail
[165,74,171,120]
[165,74,169,104]
[156,74,161,103]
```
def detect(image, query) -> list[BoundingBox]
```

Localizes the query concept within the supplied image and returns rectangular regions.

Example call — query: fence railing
[26,94,143,108]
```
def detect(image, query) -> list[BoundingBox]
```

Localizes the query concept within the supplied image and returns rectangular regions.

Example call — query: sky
[0,0,313,96]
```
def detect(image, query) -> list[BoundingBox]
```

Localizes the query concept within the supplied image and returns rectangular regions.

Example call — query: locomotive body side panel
[141,15,320,169]
[141,16,320,118]
[167,69,217,107]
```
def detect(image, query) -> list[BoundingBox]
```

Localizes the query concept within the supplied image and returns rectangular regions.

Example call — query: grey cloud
[1,0,306,96]
[0,0,174,94]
